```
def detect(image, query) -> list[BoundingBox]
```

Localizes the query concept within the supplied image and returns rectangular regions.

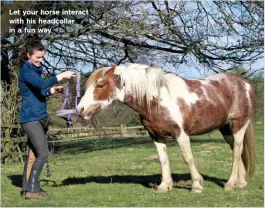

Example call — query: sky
[5,0,263,79]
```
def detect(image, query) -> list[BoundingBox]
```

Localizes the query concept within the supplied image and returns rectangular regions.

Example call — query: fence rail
[1,124,263,163]
[1,125,149,163]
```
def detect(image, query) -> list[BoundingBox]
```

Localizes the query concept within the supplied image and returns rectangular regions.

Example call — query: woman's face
[27,50,45,67]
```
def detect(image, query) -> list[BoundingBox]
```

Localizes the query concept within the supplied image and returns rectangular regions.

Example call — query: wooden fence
[1,125,149,163]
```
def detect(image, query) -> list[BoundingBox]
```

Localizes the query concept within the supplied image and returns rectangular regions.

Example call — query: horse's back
[165,72,255,135]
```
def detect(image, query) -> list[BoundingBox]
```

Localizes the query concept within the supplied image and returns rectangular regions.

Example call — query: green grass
[1,126,264,207]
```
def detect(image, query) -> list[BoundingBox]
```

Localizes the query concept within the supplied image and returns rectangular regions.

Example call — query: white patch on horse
[158,74,201,128]
[204,73,226,81]
[201,85,211,101]
[165,74,199,106]
[160,86,184,127]
[198,80,217,104]
[245,82,252,107]
[115,86,125,102]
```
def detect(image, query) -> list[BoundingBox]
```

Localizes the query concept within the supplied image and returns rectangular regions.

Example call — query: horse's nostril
[77,107,84,115]
[81,107,84,114]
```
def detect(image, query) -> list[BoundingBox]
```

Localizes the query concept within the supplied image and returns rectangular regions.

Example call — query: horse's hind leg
[220,124,247,189]
[236,147,248,189]
[154,140,173,193]
[221,121,250,190]
[176,132,203,193]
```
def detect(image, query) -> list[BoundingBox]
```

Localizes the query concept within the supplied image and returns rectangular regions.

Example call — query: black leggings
[21,116,50,192]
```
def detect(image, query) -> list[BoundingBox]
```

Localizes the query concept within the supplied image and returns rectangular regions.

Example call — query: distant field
[1,125,263,207]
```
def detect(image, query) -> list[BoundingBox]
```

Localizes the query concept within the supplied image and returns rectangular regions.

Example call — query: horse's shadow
[8,173,226,191]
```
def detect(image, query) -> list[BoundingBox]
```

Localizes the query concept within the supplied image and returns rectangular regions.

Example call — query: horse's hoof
[191,188,203,193]
[224,183,235,191]
[155,184,172,194]
[236,182,247,189]
[155,188,169,194]
[191,178,203,193]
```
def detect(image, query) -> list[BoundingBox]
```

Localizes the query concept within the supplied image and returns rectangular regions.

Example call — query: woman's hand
[50,86,64,95]
[56,71,76,82]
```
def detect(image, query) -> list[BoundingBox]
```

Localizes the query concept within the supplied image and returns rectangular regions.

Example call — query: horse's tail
[242,120,256,175]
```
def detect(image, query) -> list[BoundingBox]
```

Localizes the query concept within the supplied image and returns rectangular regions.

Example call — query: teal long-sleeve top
[18,60,58,124]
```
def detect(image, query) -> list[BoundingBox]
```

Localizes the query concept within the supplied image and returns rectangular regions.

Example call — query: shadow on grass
[51,136,225,156]
[57,173,226,191]
[7,175,57,189]
[8,175,22,188]
[8,173,226,192]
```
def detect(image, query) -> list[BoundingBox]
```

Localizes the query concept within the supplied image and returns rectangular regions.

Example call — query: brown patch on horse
[219,72,255,134]
[180,79,231,135]
[125,96,181,140]
[231,84,249,132]
[185,80,204,96]
[85,69,105,89]
[178,97,229,135]
[93,66,118,101]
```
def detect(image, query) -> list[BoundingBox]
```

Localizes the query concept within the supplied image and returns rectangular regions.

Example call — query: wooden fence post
[121,124,124,137]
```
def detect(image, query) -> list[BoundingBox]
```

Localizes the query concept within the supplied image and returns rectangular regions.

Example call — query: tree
[1,1,263,77]
[250,72,264,123]
[1,1,263,128]
[1,67,24,163]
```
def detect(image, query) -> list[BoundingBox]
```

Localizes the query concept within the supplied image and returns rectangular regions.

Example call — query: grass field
[1,125,264,207]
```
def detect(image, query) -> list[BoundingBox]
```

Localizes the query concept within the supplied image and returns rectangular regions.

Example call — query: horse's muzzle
[77,104,102,120]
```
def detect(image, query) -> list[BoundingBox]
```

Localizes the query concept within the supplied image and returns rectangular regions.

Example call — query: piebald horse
[77,64,256,193]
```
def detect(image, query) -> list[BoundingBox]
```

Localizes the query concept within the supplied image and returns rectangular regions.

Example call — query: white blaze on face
[77,85,97,119]
[77,81,116,119]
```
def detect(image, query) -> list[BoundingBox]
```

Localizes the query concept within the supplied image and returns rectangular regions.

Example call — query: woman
[18,39,75,199]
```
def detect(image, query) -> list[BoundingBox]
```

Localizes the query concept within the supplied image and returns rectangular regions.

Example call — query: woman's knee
[38,151,49,162]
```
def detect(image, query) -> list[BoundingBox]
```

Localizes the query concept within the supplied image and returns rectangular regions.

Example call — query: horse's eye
[96,84,104,88]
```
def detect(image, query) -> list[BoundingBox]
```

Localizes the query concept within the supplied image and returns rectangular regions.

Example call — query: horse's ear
[105,65,116,76]
[97,65,104,70]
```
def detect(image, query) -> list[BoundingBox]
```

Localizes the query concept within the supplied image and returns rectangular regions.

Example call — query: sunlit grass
[1,126,263,207]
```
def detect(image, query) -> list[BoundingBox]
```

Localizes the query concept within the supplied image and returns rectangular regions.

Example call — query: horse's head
[77,63,169,119]
[77,66,123,119]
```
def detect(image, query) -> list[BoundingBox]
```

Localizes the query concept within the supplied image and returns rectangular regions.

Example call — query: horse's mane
[114,63,169,114]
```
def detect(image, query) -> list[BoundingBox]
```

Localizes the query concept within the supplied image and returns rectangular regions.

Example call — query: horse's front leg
[177,133,204,193]
[154,140,173,193]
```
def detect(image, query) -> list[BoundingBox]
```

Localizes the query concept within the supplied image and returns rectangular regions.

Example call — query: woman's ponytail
[18,34,45,67]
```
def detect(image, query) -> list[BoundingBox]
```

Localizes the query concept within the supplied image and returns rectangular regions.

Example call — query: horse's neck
[123,95,167,124]
[123,95,152,118]
[120,73,186,118]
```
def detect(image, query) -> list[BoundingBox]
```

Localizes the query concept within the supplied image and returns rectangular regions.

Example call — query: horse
[76,63,256,193]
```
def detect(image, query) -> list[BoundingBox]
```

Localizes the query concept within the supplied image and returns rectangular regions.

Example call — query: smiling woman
[18,35,76,200]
